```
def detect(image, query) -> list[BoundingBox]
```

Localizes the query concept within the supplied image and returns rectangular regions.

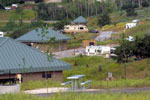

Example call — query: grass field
[0,9,35,21]
[1,92,150,100]
[62,56,150,81]
[66,33,98,49]
[21,80,61,91]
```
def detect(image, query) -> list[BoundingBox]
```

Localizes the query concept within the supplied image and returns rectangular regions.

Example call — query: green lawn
[0,9,35,21]
[1,92,150,100]
[62,56,150,81]
[66,33,98,49]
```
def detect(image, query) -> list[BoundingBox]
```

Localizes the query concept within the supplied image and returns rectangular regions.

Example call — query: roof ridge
[0,37,9,47]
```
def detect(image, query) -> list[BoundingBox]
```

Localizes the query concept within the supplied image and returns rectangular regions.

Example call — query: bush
[98,13,111,27]
[126,8,137,17]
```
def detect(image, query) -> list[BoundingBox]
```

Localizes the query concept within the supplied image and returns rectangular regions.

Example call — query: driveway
[95,31,115,41]
[53,48,84,58]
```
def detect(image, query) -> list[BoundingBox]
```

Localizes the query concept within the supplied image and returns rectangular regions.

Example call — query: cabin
[126,23,137,29]
[85,46,111,57]
[0,37,71,84]
[126,19,139,29]
[64,25,88,33]
[16,28,70,52]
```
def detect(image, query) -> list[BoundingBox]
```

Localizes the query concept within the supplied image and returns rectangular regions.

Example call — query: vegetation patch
[1,92,150,100]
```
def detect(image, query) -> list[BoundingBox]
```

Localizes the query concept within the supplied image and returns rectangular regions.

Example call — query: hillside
[62,56,150,81]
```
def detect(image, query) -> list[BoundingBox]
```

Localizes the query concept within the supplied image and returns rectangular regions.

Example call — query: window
[42,73,51,78]
[89,42,94,46]
[80,27,84,30]
[66,27,69,29]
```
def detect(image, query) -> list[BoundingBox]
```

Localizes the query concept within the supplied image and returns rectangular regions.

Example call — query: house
[44,0,62,3]
[126,19,139,29]
[126,23,137,29]
[23,0,35,3]
[0,37,71,83]
[16,28,70,52]
[85,46,111,57]
[82,40,96,48]
[64,25,88,33]
[72,16,88,25]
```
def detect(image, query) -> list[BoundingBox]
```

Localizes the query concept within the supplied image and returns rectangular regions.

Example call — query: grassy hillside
[62,56,150,81]
[0,10,35,21]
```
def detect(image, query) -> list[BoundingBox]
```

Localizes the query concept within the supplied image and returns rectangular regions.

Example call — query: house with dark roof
[17,28,70,52]
[72,16,88,25]
[0,37,71,83]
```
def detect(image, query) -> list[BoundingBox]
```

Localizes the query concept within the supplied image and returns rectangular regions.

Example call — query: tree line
[115,34,150,63]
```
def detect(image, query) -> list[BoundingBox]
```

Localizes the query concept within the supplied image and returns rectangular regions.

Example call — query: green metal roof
[16,28,70,43]
[72,16,88,24]
[0,37,71,75]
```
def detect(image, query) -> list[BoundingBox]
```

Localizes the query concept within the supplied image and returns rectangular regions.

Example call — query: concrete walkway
[24,87,150,96]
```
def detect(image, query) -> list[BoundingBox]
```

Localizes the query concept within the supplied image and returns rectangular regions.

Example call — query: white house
[126,23,137,29]
[85,46,111,56]
[64,25,88,33]
[126,19,139,29]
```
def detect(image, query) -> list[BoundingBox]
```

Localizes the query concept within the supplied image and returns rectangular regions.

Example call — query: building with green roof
[17,28,71,52]
[72,16,88,25]
[0,37,71,83]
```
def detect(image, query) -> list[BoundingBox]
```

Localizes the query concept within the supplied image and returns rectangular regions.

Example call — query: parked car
[88,30,99,33]
[5,7,11,10]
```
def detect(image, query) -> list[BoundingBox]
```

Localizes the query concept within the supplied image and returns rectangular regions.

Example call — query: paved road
[53,48,84,58]
[95,31,115,41]
[35,87,150,97]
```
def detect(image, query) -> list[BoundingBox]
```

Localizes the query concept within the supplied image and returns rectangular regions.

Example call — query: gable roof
[72,16,88,24]
[16,28,70,43]
[0,37,71,75]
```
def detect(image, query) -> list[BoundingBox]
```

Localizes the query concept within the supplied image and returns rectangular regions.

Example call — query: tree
[53,20,70,30]
[126,8,137,17]
[16,5,24,25]
[98,13,111,27]
[142,1,149,7]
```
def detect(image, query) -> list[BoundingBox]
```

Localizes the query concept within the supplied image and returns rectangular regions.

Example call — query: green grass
[66,33,98,49]
[21,80,61,91]
[91,78,150,89]
[97,39,119,45]
[1,92,150,100]
[62,56,150,81]
[0,9,35,21]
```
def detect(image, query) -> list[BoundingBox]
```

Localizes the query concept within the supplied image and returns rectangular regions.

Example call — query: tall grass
[21,80,61,91]
[91,78,150,89]
[1,92,150,100]
[62,56,150,83]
